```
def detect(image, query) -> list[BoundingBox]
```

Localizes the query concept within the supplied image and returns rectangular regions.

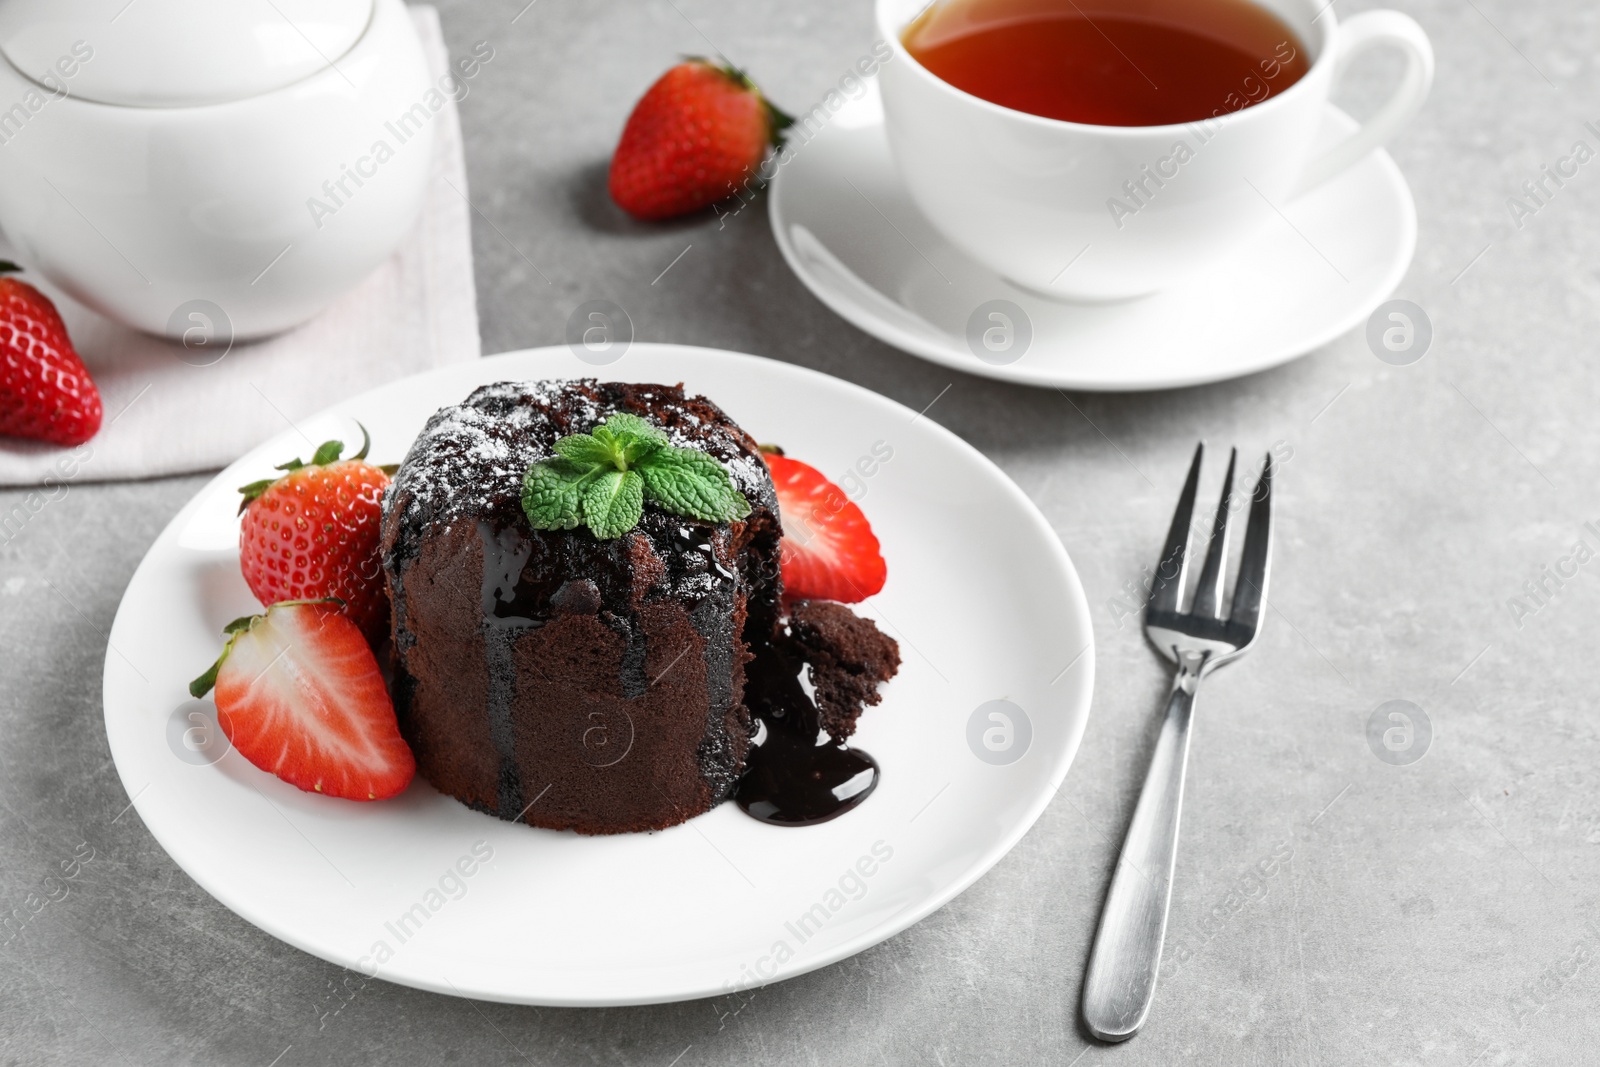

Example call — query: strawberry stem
[189,616,255,697]
[189,656,224,698]
[766,101,794,139]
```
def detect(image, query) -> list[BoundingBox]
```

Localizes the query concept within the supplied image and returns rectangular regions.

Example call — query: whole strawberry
[0,261,101,445]
[609,58,792,220]
[237,426,393,643]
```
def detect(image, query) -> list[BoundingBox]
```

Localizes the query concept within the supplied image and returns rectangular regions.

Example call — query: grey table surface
[4,0,1599,1063]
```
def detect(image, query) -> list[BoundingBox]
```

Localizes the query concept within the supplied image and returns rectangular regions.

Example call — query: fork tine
[1191,448,1237,618]
[1227,452,1274,632]
[1148,443,1203,616]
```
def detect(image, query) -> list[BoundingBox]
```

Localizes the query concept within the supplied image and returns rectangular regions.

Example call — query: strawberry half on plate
[763,449,888,603]
[190,599,414,801]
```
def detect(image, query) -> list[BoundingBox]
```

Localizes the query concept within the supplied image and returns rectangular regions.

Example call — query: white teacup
[876,0,1434,301]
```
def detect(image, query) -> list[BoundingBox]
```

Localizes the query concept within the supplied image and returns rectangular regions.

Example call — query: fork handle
[1081,650,1203,1042]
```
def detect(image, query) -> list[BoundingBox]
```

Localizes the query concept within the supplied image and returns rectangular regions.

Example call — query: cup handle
[1291,10,1434,198]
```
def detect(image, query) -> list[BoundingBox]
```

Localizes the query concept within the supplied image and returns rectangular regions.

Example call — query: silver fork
[1081,443,1274,1042]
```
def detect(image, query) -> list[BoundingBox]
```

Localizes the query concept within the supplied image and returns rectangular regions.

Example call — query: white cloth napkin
[0,5,478,487]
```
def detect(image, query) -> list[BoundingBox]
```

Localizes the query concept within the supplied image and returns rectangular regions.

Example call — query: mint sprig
[521,413,750,539]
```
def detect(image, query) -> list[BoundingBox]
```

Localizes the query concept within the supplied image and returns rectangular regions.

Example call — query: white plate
[770,85,1417,391]
[103,344,1095,1006]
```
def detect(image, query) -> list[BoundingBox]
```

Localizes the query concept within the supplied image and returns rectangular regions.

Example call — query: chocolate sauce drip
[666,524,742,798]
[735,634,879,826]
[478,522,537,816]
[671,524,735,583]
[604,610,650,699]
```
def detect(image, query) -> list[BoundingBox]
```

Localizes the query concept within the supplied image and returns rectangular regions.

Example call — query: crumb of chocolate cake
[785,599,901,740]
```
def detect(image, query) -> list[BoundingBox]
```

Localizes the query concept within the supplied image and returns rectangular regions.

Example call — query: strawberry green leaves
[236,422,374,514]
[521,413,750,539]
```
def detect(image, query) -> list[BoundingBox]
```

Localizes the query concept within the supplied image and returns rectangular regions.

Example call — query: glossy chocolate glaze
[736,631,880,826]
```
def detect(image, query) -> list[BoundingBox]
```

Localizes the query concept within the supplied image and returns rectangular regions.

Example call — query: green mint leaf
[591,415,666,468]
[552,433,614,469]
[557,414,668,473]
[601,413,668,451]
[522,458,595,530]
[636,446,751,522]
[598,414,668,467]
[583,469,644,539]
[618,433,665,467]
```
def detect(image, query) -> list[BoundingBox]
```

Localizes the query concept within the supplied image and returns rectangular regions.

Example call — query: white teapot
[0,0,436,340]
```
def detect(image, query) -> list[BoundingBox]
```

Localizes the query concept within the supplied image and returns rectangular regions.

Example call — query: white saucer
[770,85,1417,392]
[102,345,1095,1006]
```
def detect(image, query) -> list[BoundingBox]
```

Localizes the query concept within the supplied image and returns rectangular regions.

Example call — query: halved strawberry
[189,599,414,801]
[762,449,887,603]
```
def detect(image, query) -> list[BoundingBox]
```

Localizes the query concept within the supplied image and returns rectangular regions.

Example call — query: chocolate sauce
[478,522,537,817]
[671,524,734,582]
[735,635,879,826]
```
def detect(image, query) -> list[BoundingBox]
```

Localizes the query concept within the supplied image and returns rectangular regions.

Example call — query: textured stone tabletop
[3,0,1599,1063]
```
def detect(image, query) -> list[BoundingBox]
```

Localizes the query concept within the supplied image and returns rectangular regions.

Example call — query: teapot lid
[0,0,374,107]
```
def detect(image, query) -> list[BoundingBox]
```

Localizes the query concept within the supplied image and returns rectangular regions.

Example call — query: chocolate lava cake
[380,379,898,835]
